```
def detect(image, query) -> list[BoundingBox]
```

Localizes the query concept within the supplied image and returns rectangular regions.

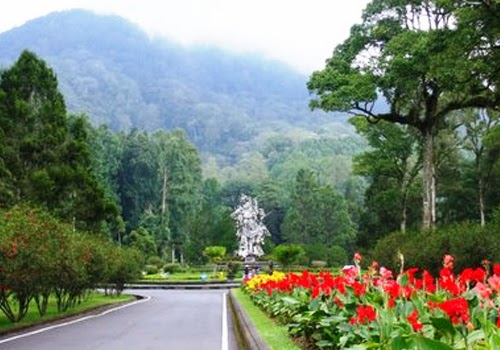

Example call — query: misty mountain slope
[0,9,352,159]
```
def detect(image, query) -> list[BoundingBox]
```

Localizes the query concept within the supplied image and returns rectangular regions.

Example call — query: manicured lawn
[231,288,301,350]
[141,271,242,282]
[0,292,135,334]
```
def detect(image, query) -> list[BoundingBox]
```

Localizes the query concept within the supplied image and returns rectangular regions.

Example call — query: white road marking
[221,292,228,350]
[0,294,152,345]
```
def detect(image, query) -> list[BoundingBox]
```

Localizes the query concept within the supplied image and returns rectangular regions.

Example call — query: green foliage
[162,263,182,274]
[283,169,356,253]
[126,227,157,259]
[273,244,305,267]
[144,265,159,275]
[203,246,227,263]
[0,51,117,231]
[371,220,500,275]
[308,0,500,230]
[0,205,141,322]
[146,256,163,269]
[106,246,143,294]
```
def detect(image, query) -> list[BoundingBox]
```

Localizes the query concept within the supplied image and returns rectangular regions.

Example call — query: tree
[187,178,236,263]
[118,129,159,231]
[350,117,422,235]
[153,129,202,263]
[308,0,500,229]
[0,50,67,206]
[0,51,117,230]
[283,169,356,257]
[461,109,500,226]
[126,227,157,259]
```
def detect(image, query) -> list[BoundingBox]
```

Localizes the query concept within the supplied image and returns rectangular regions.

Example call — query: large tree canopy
[308,0,500,229]
[0,50,117,230]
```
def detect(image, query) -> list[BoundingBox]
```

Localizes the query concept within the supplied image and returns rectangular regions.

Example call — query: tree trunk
[479,177,486,227]
[400,205,407,233]
[422,130,436,230]
[161,168,168,216]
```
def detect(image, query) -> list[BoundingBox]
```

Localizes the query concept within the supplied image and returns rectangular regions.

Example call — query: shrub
[146,256,163,269]
[371,221,500,275]
[273,244,305,267]
[163,263,181,274]
[144,265,159,275]
[203,246,227,263]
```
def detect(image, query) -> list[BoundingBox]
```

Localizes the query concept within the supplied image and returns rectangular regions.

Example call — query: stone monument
[231,194,270,263]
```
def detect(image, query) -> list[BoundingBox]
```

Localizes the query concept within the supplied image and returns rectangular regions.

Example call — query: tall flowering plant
[243,253,500,349]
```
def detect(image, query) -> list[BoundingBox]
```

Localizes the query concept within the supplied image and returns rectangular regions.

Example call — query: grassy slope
[231,288,301,350]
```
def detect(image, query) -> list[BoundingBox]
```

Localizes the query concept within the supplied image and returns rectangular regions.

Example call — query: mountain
[0,9,353,162]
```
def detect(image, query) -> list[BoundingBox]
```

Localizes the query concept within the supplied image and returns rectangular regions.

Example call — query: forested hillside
[0,9,353,164]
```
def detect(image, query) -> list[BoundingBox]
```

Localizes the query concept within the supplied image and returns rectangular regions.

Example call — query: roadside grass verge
[231,288,301,350]
[0,292,135,334]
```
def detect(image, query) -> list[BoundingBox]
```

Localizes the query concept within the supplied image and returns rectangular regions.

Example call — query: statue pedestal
[244,255,256,264]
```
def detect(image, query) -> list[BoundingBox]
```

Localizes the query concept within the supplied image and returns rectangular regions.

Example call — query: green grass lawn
[231,288,301,350]
[141,271,243,282]
[0,292,135,334]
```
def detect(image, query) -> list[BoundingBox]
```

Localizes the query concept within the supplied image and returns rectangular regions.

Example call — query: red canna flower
[355,305,377,324]
[354,252,362,264]
[407,310,423,332]
[351,281,367,296]
[438,298,470,325]
[494,264,500,277]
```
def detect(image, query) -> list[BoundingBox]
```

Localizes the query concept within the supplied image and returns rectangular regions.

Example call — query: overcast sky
[0,0,369,74]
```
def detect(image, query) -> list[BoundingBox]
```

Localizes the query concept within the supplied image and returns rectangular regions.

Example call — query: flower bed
[242,254,500,349]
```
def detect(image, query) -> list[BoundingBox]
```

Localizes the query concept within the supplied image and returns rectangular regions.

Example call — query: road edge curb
[228,289,270,350]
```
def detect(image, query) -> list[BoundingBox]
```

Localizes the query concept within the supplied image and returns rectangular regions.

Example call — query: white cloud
[0,0,369,73]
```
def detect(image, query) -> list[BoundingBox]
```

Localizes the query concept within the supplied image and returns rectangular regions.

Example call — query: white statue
[231,194,270,261]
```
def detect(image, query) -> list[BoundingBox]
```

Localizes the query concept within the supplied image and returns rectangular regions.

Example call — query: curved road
[0,289,239,350]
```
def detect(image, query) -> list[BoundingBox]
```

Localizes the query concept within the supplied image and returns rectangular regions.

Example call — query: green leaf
[398,273,409,287]
[282,296,300,305]
[466,329,485,345]
[391,336,409,350]
[430,317,456,337]
[412,336,455,350]
[316,340,334,348]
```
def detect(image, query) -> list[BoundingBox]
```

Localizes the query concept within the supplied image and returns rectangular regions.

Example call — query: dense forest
[0,0,499,276]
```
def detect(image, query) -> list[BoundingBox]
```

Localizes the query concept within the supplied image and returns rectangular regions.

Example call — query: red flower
[494,264,500,277]
[355,305,377,324]
[422,270,436,293]
[438,298,470,325]
[351,281,367,296]
[407,310,423,332]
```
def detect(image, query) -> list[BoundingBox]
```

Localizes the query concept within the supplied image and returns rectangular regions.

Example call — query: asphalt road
[0,289,239,350]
